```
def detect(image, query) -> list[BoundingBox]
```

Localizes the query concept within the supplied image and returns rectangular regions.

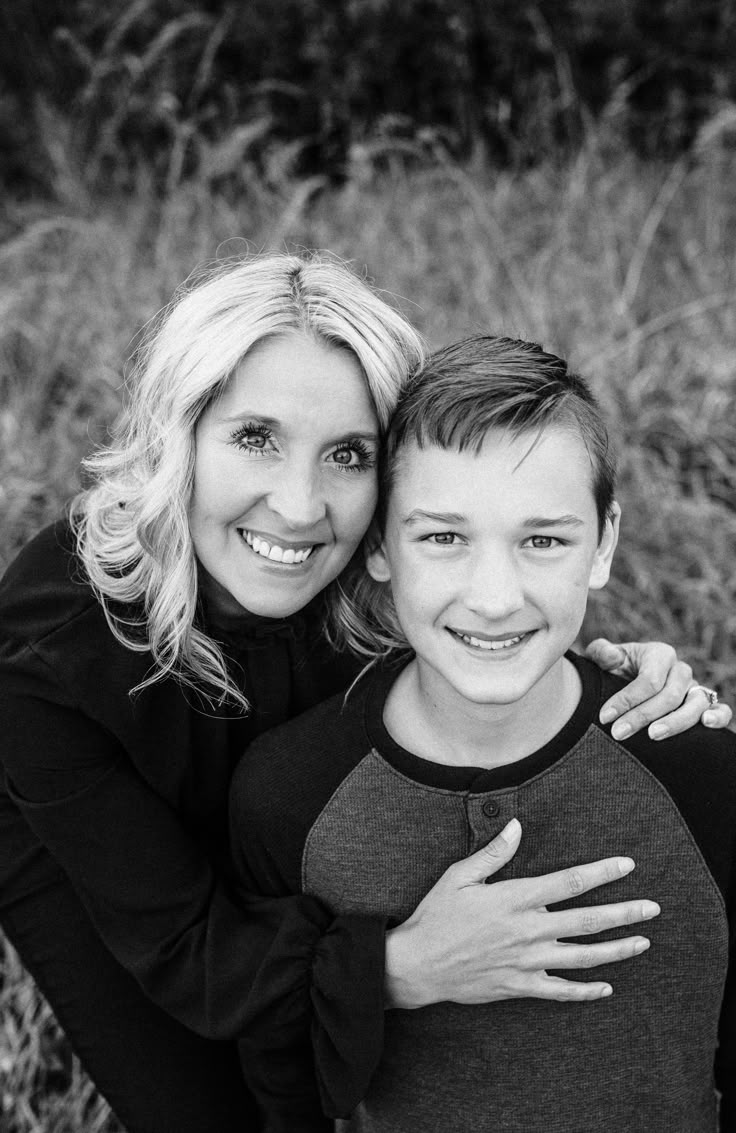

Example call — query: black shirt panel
[0,520,384,1117]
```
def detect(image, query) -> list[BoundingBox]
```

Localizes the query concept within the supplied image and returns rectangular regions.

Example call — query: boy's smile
[367,428,619,756]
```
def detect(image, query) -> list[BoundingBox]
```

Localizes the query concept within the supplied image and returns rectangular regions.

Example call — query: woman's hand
[585,638,733,741]
[384,819,659,1009]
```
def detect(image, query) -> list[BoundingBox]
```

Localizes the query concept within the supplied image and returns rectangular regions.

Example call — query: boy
[230,336,736,1131]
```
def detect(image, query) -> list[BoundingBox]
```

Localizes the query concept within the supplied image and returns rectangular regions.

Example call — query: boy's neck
[382,655,583,769]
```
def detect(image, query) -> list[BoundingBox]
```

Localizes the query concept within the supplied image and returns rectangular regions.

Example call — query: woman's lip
[237,527,322,551]
[238,529,323,566]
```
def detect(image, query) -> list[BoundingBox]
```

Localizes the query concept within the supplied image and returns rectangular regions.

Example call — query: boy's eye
[524,535,561,549]
[427,532,459,545]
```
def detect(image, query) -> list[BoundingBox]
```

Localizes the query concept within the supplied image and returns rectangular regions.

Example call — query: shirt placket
[465,790,519,872]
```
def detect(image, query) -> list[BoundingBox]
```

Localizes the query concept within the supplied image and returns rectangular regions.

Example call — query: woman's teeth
[241,530,314,564]
[456,631,526,651]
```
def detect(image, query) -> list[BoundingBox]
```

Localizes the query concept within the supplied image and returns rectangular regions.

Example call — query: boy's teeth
[242,530,314,564]
[459,632,524,651]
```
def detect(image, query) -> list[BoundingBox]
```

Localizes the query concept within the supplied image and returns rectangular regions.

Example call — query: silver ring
[691,685,719,707]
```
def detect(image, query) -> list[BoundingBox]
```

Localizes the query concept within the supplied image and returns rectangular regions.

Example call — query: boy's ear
[588,501,620,591]
[364,522,392,583]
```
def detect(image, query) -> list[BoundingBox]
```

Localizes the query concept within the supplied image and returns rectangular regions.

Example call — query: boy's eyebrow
[401,511,589,528]
[403,509,468,526]
[521,514,586,528]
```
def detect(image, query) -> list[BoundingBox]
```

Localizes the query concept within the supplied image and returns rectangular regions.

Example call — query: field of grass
[1,133,735,1128]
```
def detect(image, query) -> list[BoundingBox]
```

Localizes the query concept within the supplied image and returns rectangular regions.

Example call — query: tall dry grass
[1,129,735,1128]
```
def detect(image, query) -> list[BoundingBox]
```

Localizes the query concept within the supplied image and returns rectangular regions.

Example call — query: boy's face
[366,426,619,711]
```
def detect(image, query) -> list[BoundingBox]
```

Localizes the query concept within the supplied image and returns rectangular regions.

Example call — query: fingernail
[618,857,635,875]
[599,706,616,725]
[649,724,667,740]
[599,985,613,998]
[502,818,521,838]
[611,721,632,740]
[641,901,660,919]
[634,938,650,954]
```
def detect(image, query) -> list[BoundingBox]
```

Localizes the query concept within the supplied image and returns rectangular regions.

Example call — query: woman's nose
[267,463,327,529]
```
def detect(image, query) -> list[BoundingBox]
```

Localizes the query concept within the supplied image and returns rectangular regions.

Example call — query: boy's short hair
[327,334,617,663]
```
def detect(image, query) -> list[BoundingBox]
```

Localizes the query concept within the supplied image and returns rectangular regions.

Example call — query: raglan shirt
[231,653,736,1133]
[0,520,388,1118]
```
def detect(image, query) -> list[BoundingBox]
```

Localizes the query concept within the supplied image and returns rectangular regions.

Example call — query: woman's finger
[544,898,660,940]
[599,663,694,739]
[586,640,688,692]
[583,637,630,674]
[551,935,651,971]
[531,974,614,1002]
[645,684,732,739]
[515,856,636,909]
[703,701,733,729]
[451,818,522,884]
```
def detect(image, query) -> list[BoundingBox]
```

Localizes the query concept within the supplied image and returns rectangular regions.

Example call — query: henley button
[482,799,499,818]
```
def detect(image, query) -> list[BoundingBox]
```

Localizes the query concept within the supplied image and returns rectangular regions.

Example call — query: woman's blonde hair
[71,251,425,708]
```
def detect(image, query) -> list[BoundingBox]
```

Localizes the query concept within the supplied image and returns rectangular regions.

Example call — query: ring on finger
[690,685,719,708]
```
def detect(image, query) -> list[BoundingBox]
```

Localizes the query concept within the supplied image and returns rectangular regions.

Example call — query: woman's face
[189,332,380,619]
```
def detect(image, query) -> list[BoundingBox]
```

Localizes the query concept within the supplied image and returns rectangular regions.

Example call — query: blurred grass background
[1,1,736,1128]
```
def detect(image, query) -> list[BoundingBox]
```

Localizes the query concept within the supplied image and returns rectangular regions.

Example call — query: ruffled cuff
[310,914,388,1117]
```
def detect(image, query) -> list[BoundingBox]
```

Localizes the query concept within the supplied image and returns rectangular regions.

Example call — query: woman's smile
[239,528,317,564]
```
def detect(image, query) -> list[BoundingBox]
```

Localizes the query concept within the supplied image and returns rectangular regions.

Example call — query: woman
[0,252,728,1132]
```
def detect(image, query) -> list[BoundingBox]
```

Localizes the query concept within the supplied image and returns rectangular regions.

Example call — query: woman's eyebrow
[216,410,379,442]
[217,410,281,425]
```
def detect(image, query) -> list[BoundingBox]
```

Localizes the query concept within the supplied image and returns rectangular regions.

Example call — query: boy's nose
[463,550,525,620]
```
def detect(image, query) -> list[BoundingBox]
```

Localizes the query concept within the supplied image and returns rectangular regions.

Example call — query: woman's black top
[0,520,386,1116]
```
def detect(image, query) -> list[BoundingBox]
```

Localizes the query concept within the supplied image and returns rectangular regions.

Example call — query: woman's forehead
[209,332,378,431]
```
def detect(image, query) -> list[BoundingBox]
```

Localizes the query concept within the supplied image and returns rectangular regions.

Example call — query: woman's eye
[230,423,274,454]
[243,432,267,449]
[332,448,357,466]
[428,532,459,545]
[329,442,375,472]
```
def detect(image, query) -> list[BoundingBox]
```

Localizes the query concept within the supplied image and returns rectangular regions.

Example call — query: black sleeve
[716,847,736,1131]
[229,716,388,1128]
[0,648,386,1118]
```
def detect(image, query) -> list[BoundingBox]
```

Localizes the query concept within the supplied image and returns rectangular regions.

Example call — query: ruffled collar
[196,563,315,644]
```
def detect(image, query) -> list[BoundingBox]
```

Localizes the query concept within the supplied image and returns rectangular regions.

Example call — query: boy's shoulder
[251,671,372,756]
[594,665,736,886]
[231,668,376,819]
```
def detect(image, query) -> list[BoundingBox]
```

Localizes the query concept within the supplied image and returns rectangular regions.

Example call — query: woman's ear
[364,521,392,583]
[589,501,621,591]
